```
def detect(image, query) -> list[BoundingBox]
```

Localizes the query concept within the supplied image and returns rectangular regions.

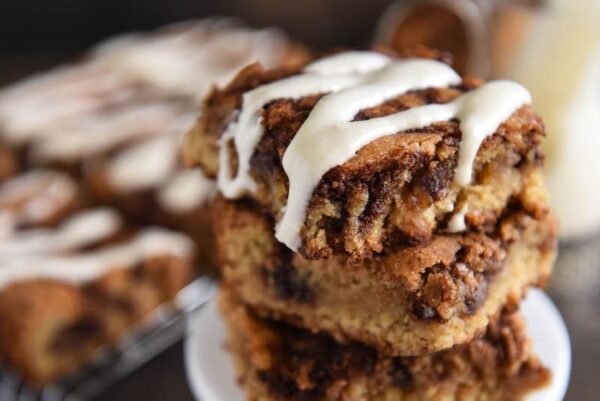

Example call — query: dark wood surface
[0,0,395,58]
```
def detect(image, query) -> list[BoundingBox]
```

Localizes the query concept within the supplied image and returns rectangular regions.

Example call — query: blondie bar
[220,287,550,401]
[215,198,555,355]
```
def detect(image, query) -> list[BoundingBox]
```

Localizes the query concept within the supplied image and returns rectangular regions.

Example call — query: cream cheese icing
[0,227,193,291]
[447,204,469,233]
[93,19,290,101]
[0,170,78,234]
[0,64,132,143]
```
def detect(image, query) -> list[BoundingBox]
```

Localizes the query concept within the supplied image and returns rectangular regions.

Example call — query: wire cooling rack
[0,277,217,401]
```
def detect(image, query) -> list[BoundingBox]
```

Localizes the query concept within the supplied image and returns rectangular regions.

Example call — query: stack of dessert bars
[0,19,298,387]
[185,49,557,400]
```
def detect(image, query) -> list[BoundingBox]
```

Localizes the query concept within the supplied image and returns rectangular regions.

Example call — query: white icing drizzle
[30,101,186,164]
[0,19,289,145]
[0,227,193,291]
[0,170,77,233]
[304,52,391,74]
[105,113,195,192]
[102,113,217,213]
[0,208,122,258]
[0,171,193,289]
[158,169,217,214]
[93,19,290,101]
[107,136,217,213]
[217,51,531,251]
[0,212,15,239]
[107,134,179,192]
[218,51,392,198]
[447,204,469,233]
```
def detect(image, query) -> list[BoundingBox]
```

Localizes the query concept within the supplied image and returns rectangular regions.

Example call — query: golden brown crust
[85,254,192,342]
[214,197,556,356]
[185,51,549,260]
[220,287,551,401]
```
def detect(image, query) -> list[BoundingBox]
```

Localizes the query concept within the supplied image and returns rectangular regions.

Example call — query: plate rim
[185,288,571,401]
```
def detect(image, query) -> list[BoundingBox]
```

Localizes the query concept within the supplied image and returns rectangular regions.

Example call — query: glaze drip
[218,52,392,198]
[0,208,122,258]
[0,227,193,291]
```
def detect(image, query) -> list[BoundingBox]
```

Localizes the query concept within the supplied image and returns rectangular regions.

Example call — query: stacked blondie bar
[185,49,557,400]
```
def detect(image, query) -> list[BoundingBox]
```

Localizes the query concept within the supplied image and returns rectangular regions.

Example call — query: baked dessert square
[186,46,557,400]
[219,286,551,401]
[0,171,195,386]
[0,169,130,257]
[214,197,555,356]
[0,227,194,386]
[185,50,550,261]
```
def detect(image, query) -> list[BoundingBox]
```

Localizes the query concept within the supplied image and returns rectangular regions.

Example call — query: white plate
[185,289,571,401]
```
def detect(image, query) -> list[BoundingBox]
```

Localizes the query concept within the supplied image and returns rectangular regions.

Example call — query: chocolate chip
[391,358,415,390]
[272,262,315,304]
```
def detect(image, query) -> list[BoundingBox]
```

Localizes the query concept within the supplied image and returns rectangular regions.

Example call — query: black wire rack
[0,277,217,401]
